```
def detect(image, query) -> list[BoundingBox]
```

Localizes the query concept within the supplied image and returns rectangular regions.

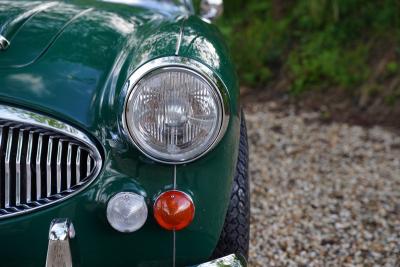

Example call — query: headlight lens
[125,67,223,163]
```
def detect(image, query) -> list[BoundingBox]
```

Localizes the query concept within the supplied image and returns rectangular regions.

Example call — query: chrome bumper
[45,218,247,267]
[192,254,247,267]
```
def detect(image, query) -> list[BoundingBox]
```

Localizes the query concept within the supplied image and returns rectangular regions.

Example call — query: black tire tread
[211,110,250,260]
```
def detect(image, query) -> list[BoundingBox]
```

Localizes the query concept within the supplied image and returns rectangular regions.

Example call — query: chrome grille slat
[15,130,23,206]
[46,136,53,198]
[0,127,3,208]
[36,134,43,200]
[66,143,72,189]
[0,105,102,219]
[56,140,62,194]
[4,128,13,208]
[76,147,81,184]
[87,154,91,177]
[26,132,33,203]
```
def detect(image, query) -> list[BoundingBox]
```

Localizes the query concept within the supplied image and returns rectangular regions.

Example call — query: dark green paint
[0,1,240,266]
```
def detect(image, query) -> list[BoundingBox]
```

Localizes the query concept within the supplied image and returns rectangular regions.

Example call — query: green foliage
[216,0,400,97]
[386,61,399,74]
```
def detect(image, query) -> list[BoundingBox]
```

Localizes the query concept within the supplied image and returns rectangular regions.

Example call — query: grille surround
[0,105,102,219]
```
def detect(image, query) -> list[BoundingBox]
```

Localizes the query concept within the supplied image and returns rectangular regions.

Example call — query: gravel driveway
[245,101,400,267]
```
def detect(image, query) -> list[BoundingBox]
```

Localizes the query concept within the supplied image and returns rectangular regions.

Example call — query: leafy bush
[213,0,400,102]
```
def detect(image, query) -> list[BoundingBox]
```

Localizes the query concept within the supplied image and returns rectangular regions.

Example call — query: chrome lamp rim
[122,56,230,165]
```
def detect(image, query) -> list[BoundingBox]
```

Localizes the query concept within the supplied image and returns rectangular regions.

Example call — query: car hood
[0,0,183,128]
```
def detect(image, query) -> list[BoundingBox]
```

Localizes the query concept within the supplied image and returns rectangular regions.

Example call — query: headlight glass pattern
[125,67,223,163]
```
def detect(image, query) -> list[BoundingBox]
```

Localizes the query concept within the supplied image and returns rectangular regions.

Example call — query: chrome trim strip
[173,230,176,267]
[173,165,177,189]
[16,130,24,205]
[26,132,33,203]
[175,18,186,56]
[4,128,13,208]
[0,104,103,219]
[122,56,230,165]
[173,165,177,267]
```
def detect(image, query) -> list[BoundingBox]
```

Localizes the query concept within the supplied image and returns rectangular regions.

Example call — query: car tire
[211,109,250,260]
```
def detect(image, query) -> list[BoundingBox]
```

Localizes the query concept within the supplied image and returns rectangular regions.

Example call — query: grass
[203,0,400,105]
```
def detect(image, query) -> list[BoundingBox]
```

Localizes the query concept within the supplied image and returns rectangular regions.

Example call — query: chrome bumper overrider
[45,218,246,267]
[46,219,76,267]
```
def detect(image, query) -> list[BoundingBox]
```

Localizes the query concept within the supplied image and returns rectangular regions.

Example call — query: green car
[0,0,249,266]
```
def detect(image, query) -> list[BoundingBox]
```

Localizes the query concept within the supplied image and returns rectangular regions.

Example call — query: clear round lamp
[124,67,223,163]
[106,192,148,233]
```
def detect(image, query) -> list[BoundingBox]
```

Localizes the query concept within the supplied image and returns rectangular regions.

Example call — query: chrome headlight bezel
[122,57,230,164]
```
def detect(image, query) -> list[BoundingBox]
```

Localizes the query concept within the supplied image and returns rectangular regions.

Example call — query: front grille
[0,105,102,218]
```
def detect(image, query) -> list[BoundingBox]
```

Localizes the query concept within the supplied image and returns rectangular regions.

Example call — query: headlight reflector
[125,67,224,163]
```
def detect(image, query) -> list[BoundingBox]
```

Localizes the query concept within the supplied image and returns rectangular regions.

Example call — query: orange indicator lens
[153,190,195,231]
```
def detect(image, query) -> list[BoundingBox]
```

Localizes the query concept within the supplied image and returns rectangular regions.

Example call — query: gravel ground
[245,101,400,267]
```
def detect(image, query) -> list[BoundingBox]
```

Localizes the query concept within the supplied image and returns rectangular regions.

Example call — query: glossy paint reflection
[0,1,183,265]
[0,1,180,126]
[0,0,240,266]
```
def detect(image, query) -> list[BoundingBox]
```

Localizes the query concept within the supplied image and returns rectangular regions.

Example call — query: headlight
[123,58,228,164]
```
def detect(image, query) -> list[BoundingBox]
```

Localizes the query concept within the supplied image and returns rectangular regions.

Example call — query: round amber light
[153,190,195,231]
